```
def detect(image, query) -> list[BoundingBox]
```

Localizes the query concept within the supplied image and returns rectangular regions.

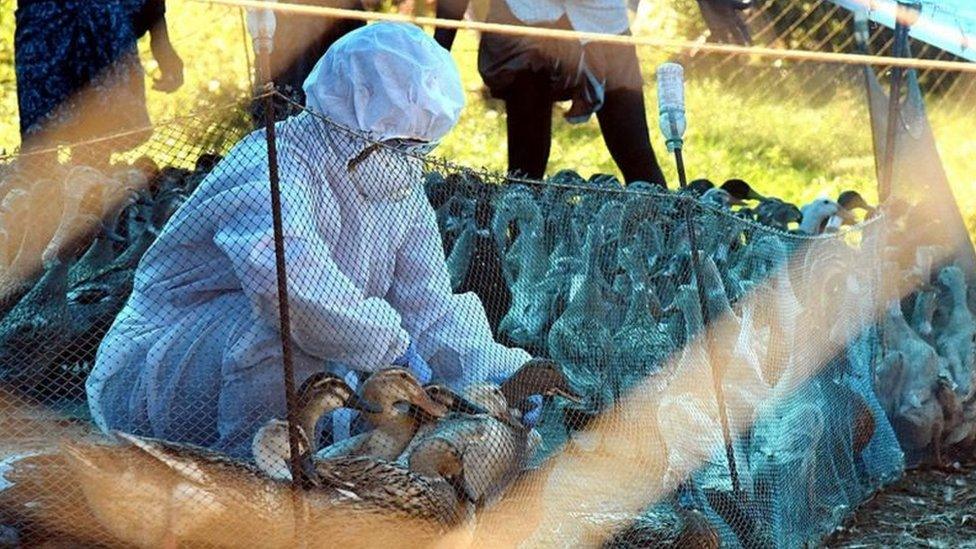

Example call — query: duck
[754,198,803,232]
[0,257,70,399]
[934,265,975,398]
[721,178,765,203]
[683,178,716,197]
[66,184,135,287]
[610,245,673,396]
[877,298,947,467]
[404,362,579,509]
[934,376,976,465]
[306,436,475,535]
[58,372,376,548]
[498,358,583,419]
[455,198,511,335]
[495,193,552,354]
[749,396,827,532]
[797,198,855,236]
[837,190,876,220]
[41,167,108,266]
[315,368,448,460]
[547,223,613,402]
[604,495,724,549]
[910,285,940,343]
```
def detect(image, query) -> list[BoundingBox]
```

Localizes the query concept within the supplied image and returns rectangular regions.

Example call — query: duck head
[686,179,715,197]
[424,383,489,416]
[296,372,382,448]
[721,179,765,203]
[361,367,449,429]
[798,198,855,235]
[499,358,583,412]
[837,190,875,217]
[937,264,965,294]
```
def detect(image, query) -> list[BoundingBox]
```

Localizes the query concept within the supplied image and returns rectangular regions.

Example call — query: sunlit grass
[0,0,973,235]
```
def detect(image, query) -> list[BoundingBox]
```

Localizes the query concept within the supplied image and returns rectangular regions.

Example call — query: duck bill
[407,393,449,422]
[345,393,383,414]
[548,387,584,404]
[448,393,490,415]
[748,189,767,201]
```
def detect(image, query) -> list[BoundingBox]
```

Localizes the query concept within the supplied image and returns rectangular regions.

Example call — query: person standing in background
[434,0,667,186]
[14,0,183,167]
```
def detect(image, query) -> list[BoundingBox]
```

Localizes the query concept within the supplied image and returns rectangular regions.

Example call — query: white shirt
[505,0,631,35]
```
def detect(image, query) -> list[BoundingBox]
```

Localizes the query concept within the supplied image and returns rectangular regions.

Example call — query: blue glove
[392,341,432,384]
[521,395,544,428]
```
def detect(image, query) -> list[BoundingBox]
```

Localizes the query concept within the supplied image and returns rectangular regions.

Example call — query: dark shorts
[477,0,644,103]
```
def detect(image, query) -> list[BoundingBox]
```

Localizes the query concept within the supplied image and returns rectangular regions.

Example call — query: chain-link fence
[0,79,971,546]
[1,1,975,546]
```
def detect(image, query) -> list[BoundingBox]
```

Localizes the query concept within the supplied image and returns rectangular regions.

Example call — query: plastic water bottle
[246,0,278,55]
[656,63,687,152]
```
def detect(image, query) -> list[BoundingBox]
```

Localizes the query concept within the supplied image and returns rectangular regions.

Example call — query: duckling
[934,265,975,398]
[316,368,447,460]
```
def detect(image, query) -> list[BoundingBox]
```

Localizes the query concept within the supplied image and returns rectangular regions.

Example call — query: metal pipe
[675,147,741,494]
[880,1,922,202]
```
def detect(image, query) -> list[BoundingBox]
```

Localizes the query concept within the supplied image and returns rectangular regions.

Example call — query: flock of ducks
[424,168,976,546]
[0,155,219,400]
[2,360,580,546]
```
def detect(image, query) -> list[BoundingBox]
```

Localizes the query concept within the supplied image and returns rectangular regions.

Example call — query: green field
[1,0,974,230]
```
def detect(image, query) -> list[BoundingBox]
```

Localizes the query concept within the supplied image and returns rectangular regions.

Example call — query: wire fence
[0,76,972,545]
[0,2,974,547]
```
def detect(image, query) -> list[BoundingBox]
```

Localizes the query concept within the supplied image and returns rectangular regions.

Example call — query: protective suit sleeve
[212,179,410,371]
[387,200,531,386]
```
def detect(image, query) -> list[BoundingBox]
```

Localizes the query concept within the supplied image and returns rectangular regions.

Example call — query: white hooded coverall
[86,22,531,456]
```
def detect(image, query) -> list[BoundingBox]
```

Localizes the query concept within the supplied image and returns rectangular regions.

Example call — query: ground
[825,465,976,549]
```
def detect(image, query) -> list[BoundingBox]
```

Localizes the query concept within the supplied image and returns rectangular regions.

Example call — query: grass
[0,0,974,229]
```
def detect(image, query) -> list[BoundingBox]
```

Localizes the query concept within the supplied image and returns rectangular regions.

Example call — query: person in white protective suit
[86,22,533,457]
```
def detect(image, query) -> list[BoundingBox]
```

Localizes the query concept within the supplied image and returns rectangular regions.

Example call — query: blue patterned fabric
[13,0,158,148]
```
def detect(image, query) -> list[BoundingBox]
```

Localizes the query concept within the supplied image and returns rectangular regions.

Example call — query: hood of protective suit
[303,22,465,144]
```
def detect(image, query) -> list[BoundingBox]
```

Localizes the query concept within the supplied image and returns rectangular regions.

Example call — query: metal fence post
[880,1,922,202]
[246,7,309,546]
[658,63,741,495]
